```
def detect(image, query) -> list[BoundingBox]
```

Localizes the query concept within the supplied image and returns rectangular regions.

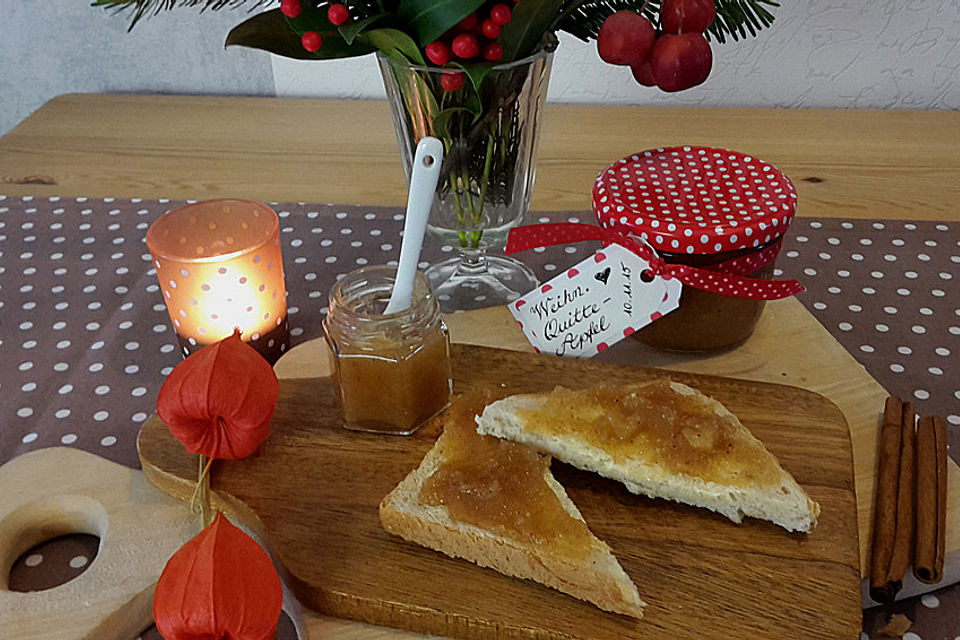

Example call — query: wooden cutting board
[0,448,200,640]
[139,344,861,640]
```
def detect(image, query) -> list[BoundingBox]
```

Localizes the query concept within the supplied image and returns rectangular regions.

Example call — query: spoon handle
[385,137,444,314]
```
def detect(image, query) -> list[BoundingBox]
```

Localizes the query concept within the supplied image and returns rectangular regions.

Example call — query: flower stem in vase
[379,49,552,312]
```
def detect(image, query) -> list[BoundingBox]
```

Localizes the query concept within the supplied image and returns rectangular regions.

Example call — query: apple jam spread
[515,381,780,487]
[420,395,594,560]
[324,266,452,435]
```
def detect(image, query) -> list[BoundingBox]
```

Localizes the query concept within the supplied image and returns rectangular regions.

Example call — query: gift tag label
[510,243,682,357]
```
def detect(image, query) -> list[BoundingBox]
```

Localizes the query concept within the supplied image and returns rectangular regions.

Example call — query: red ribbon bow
[506,223,804,300]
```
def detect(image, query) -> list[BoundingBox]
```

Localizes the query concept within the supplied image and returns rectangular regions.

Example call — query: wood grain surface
[1,94,958,222]
[275,299,960,595]
[0,448,199,640]
[139,344,861,640]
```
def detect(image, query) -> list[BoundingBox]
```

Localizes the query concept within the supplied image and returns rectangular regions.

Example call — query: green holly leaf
[499,0,565,61]
[397,0,486,46]
[453,61,492,95]
[338,11,390,45]
[362,27,427,64]
[226,8,375,59]
[225,9,318,59]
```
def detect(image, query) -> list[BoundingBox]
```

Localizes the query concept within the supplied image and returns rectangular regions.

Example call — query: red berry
[483,42,504,61]
[481,19,501,39]
[301,31,323,52]
[456,12,478,31]
[451,33,480,59]
[650,32,712,92]
[660,0,716,34]
[327,3,349,26]
[597,11,656,66]
[631,59,656,86]
[280,0,302,18]
[489,4,512,26]
[441,72,465,92]
[425,41,451,66]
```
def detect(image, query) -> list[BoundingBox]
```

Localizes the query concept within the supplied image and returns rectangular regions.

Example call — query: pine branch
[92,0,274,29]
[707,0,779,43]
[95,0,382,29]
[557,0,780,43]
[558,0,661,42]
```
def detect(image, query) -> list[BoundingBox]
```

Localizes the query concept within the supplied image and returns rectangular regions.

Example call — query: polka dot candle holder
[146,199,289,363]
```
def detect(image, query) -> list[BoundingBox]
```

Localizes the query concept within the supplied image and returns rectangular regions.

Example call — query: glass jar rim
[327,265,438,323]
[376,42,555,74]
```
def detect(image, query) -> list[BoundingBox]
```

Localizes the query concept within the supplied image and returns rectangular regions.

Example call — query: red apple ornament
[597,11,656,66]
[650,32,713,92]
[660,0,717,34]
[631,59,657,86]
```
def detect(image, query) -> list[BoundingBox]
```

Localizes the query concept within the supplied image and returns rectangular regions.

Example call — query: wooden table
[2,94,958,639]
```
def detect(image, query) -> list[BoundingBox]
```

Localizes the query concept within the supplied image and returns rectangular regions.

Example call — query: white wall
[2,1,959,139]
[273,1,960,109]
[0,2,274,138]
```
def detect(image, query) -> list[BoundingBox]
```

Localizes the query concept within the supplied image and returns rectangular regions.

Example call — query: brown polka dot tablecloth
[0,194,957,639]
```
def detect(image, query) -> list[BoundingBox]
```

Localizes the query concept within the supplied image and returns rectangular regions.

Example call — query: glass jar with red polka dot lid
[593,146,799,351]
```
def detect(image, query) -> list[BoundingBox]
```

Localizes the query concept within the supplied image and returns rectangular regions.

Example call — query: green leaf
[452,61,492,95]
[338,11,390,45]
[432,107,475,140]
[362,27,426,64]
[227,8,375,60]
[397,0,486,46]
[225,9,321,59]
[499,0,565,61]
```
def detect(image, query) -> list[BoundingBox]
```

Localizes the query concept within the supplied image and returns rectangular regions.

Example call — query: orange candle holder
[146,199,289,363]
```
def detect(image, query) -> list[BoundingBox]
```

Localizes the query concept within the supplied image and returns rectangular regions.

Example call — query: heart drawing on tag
[594,267,611,285]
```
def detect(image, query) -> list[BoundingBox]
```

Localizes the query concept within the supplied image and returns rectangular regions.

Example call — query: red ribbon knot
[505,222,804,301]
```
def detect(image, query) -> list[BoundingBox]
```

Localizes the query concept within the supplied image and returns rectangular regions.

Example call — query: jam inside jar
[635,237,782,352]
[323,266,452,434]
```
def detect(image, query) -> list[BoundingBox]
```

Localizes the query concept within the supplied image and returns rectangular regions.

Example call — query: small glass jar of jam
[594,146,798,352]
[323,265,452,434]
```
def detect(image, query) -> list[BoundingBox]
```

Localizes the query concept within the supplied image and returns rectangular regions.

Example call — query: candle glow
[146,200,288,356]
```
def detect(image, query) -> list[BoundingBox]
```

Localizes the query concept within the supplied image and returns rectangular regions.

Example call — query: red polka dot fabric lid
[593,146,798,255]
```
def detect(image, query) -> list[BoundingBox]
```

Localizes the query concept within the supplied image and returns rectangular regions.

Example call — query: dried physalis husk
[157,329,280,459]
[154,511,283,640]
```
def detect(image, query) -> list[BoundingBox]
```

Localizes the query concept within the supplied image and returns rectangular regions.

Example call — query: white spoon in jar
[384,136,444,314]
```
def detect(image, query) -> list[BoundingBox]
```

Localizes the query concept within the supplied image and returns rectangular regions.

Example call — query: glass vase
[378,47,554,312]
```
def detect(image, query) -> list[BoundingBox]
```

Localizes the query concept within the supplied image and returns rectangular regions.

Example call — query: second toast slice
[476,380,820,532]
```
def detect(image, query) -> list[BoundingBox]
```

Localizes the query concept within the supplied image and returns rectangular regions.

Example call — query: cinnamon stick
[888,401,916,589]
[914,415,947,584]
[869,397,916,603]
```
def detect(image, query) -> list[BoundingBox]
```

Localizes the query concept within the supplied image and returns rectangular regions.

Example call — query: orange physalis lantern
[157,329,280,460]
[154,511,283,639]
